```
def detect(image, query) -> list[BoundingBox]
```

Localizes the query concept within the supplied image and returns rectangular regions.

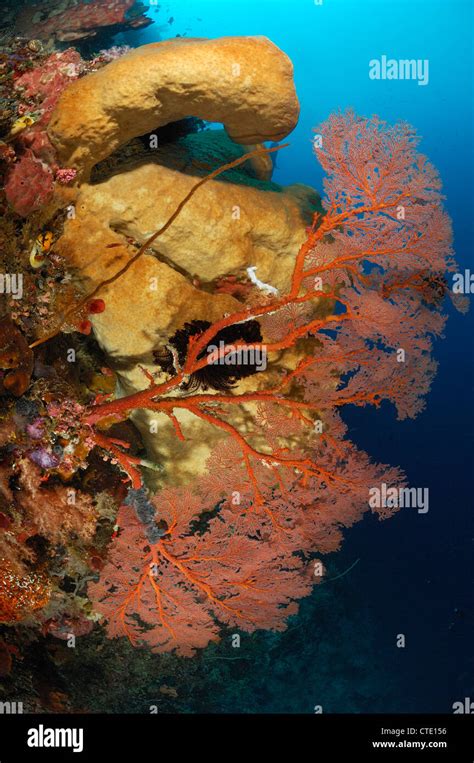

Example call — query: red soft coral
[4,150,54,217]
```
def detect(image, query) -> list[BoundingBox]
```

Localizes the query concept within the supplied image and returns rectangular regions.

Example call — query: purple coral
[26,419,45,441]
[28,448,60,470]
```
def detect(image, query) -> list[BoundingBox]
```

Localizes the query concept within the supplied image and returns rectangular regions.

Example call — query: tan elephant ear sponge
[47,36,300,177]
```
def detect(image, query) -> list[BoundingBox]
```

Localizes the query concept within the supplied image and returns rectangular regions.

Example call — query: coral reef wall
[0,3,465,710]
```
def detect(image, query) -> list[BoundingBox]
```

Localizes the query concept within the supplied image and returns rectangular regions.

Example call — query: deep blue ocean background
[115,0,473,712]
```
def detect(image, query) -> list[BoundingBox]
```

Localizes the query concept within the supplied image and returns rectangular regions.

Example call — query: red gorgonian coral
[86,110,460,654]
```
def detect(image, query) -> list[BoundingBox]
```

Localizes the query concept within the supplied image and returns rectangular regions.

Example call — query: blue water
[130,0,473,711]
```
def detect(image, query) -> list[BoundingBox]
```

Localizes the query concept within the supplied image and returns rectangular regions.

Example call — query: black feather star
[153,319,263,392]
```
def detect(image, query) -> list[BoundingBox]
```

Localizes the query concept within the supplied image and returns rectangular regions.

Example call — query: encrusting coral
[3,48,83,217]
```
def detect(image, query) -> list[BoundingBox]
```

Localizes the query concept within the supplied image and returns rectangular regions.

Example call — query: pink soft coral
[55,168,77,185]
